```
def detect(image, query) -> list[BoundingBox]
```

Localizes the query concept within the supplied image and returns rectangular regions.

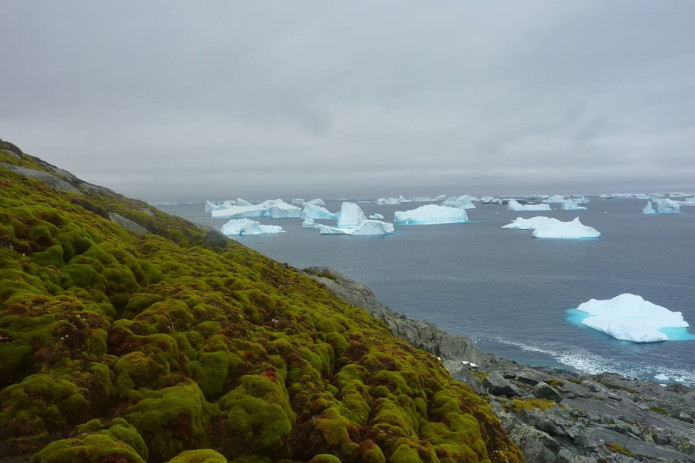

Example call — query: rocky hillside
[0,141,522,463]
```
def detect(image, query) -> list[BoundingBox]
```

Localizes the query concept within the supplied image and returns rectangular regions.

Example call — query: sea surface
[157,198,695,385]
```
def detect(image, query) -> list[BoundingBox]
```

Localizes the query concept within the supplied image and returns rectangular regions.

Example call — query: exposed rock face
[304,267,482,364]
[1,163,83,194]
[313,267,695,463]
[108,212,149,234]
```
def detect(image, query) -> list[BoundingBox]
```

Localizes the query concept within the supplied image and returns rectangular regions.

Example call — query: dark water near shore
[158,198,695,385]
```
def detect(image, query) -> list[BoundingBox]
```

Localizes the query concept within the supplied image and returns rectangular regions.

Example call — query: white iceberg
[394,204,468,225]
[211,199,301,219]
[304,198,326,206]
[532,217,600,239]
[301,218,320,229]
[220,218,285,236]
[376,196,403,205]
[503,216,600,238]
[337,202,368,228]
[369,213,385,220]
[507,199,552,211]
[442,195,477,209]
[301,204,339,220]
[543,195,567,204]
[319,220,394,235]
[236,198,253,207]
[480,196,504,205]
[576,294,689,342]
[502,216,558,230]
[642,201,656,214]
[561,199,587,211]
[654,198,681,214]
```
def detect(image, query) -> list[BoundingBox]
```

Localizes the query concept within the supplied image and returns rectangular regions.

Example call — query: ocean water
[158,198,695,385]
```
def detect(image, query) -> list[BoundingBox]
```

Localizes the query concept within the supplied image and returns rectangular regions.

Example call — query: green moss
[501,397,563,414]
[604,442,636,457]
[167,449,229,463]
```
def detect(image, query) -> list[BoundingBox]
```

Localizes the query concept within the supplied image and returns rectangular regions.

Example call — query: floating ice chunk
[575,294,689,342]
[480,196,504,204]
[303,198,326,206]
[507,199,552,211]
[221,218,284,236]
[655,374,670,382]
[318,220,394,235]
[442,195,476,209]
[394,204,468,225]
[654,198,681,214]
[211,199,301,218]
[503,216,600,238]
[543,195,567,204]
[643,201,656,214]
[369,213,385,220]
[502,216,558,230]
[532,217,600,239]
[301,204,338,220]
[302,218,320,229]
[561,199,587,211]
[337,202,368,228]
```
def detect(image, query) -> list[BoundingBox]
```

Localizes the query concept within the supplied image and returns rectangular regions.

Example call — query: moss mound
[0,149,523,462]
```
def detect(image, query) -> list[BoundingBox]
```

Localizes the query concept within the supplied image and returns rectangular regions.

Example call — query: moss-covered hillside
[0,146,522,463]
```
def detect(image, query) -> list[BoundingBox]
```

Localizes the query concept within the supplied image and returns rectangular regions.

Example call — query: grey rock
[0,149,21,160]
[1,163,82,194]
[533,381,563,402]
[108,213,149,234]
[484,372,522,397]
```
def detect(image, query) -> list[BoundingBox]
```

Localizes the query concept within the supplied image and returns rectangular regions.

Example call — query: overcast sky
[2,1,694,201]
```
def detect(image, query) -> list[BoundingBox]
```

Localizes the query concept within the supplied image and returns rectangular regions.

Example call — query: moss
[649,405,670,416]
[604,442,636,457]
[167,449,229,463]
[501,397,562,414]
[309,455,342,463]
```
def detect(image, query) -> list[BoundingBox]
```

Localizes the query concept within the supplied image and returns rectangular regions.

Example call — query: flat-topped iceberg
[441,195,476,209]
[394,204,468,225]
[574,294,690,342]
[561,199,587,211]
[507,199,552,211]
[319,220,394,236]
[654,198,681,214]
[503,216,600,239]
[221,218,285,236]
[211,199,301,219]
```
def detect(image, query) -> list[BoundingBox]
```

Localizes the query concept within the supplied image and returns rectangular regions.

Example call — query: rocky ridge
[306,267,695,462]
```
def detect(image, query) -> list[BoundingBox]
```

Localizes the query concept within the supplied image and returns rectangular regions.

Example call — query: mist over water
[159,197,695,385]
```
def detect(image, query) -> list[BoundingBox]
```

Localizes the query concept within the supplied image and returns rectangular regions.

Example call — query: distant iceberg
[211,199,301,219]
[376,195,409,205]
[543,195,567,204]
[503,216,600,239]
[319,220,394,236]
[369,213,385,220]
[507,199,552,211]
[221,218,285,236]
[302,218,320,229]
[441,195,476,209]
[642,201,656,214]
[561,199,587,211]
[574,294,690,342]
[654,198,681,214]
[301,204,338,220]
[479,196,504,205]
[303,198,326,206]
[394,204,468,225]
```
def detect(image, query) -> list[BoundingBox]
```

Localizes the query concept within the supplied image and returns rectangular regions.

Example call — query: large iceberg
[394,204,468,225]
[507,199,552,211]
[337,202,368,228]
[211,199,301,219]
[220,218,284,236]
[441,195,477,209]
[301,204,339,220]
[503,216,600,239]
[319,220,394,236]
[574,294,690,342]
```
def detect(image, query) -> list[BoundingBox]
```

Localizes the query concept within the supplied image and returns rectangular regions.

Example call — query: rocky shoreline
[305,267,695,463]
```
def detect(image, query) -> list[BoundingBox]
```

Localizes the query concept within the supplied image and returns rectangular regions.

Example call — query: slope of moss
[0,149,523,463]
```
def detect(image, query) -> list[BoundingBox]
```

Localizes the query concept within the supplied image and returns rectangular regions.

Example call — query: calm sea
[158,198,695,385]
